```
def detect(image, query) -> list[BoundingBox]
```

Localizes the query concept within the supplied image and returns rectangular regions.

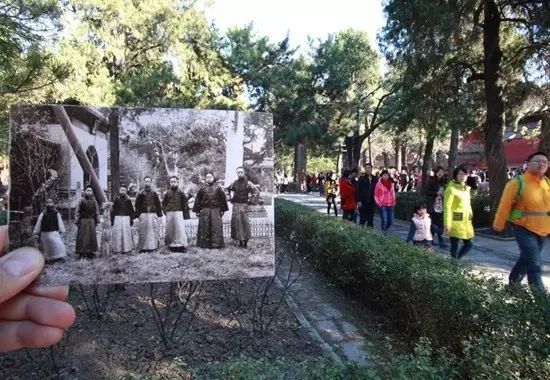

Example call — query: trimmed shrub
[275,198,550,379]
[203,356,378,379]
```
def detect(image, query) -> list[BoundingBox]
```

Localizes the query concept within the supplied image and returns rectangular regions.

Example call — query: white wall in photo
[45,119,109,191]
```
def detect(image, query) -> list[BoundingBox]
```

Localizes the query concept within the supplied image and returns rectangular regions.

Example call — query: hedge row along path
[277,193,550,289]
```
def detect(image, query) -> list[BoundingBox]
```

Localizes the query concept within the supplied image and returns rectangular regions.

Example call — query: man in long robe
[226,167,259,248]
[75,186,100,259]
[162,176,190,252]
[192,172,228,249]
[33,198,66,262]
[135,176,163,252]
[111,186,135,254]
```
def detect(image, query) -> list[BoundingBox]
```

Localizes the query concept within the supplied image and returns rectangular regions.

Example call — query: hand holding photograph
[9,105,275,285]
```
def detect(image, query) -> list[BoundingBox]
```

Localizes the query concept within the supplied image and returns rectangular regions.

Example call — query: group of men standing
[33,167,260,262]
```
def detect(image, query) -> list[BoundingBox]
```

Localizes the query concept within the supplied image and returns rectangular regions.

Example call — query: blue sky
[201,0,386,57]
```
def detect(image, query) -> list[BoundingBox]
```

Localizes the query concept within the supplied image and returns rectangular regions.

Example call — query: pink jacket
[374,180,396,207]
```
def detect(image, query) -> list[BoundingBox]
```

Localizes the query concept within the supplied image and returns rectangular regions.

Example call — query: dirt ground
[37,237,275,286]
[0,278,323,379]
[0,239,412,380]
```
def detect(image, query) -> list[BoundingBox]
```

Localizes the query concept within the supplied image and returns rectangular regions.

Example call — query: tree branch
[359,89,397,141]
[358,84,383,103]
[467,73,485,83]
[473,1,485,28]
[500,17,531,26]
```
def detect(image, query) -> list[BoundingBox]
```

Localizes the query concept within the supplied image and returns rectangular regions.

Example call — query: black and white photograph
[9,104,275,285]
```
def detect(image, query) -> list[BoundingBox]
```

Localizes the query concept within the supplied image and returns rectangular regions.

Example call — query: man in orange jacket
[493,152,550,293]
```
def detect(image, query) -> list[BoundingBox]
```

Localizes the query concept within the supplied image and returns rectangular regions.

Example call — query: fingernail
[1,250,41,277]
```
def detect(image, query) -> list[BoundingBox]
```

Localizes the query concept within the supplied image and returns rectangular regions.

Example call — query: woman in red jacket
[374,170,397,232]
[340,169,358,222]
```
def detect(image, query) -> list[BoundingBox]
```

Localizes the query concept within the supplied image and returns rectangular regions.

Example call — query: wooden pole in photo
[52,105,107,205]
[109,108,120,200]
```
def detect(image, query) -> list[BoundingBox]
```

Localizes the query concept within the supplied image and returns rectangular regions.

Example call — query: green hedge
[394,192,492,228]
[275,199,550,379]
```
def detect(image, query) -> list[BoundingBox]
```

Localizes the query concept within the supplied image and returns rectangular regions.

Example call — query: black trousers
[359,202,375,227]
[326,196,337,215]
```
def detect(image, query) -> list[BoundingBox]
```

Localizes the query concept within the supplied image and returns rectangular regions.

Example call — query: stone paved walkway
[276,251,379,367]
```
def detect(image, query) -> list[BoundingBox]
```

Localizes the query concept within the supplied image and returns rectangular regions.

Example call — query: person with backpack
[493,152,550,293]
[443,166,474,259]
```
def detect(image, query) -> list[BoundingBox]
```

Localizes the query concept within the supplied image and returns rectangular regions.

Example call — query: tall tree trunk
[341,151,350,174]
[539,111,550,176]
[293,141,307,182]
[352,130,361,169]
[538,111,550,156]
[414,141,425,167]
[382,151,389,169]
[448,125,459,170]
[360,149,368,169]
[394,138,402,172]
[368,135,373,164]
[109,108,120,200]
[401,144,407,170]
[344,137,353,170]
[483,0,508,213]
[421,131,435,194]
[344,130,362,170]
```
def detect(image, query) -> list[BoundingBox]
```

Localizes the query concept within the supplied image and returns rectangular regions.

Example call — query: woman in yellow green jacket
[443,166,474,259]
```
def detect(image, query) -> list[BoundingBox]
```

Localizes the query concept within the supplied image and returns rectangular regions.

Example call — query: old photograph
[9,105,274,285]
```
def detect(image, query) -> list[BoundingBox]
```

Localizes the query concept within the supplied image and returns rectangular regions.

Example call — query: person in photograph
[192,172,229,249]
[111,186,135,254]
[226,167,260,248]
[75,186,100,259]
[33,198,66,262]
[162,176,190,252]
[127,183,138,198]
[135,176,163,252]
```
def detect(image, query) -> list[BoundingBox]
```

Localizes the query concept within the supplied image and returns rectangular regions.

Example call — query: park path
[277,192,550,288]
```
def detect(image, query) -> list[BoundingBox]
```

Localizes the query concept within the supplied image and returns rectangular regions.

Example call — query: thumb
[0,247,44,304]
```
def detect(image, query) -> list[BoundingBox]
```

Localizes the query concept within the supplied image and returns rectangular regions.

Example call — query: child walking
[406,204,434,251]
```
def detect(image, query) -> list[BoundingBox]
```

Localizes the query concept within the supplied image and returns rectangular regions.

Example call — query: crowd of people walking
[279,151,549,293]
